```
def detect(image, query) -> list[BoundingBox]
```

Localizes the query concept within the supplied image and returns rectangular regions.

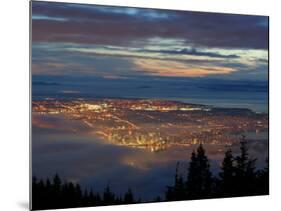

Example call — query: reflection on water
[32,113,268,200]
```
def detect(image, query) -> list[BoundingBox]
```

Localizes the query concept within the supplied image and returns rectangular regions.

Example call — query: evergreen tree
[154,196,161,202]
[103,185,115,205]
[234,138,257,195]
[124,188,134,203]
[185,151,198,199]
[173,162,186,200]
[186,144,213,199]
[166,162,186,200]
[83,189,90,206]
[74,184,82,206]
[94,192,101,205]
[255,158,269,195]
[236,138,249,177]
[52,174,62,208]
[219,148,235,196]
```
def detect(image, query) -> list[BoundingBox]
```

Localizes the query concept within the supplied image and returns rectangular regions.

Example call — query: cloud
[66,45,240,59]
[32,41,267,79]
[32,60,97,76]
[133,59,237,77]
[145,48,240,58]
[32,1,268,49]
[32,81,60,86]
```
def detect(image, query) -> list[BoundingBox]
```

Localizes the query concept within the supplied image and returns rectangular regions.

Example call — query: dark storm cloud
[138,47,240,58]
[32,1,268,49]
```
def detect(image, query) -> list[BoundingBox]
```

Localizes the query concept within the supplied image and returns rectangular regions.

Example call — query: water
[32,77,269,113]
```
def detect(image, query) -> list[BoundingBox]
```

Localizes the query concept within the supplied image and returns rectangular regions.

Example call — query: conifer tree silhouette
[124,188,134,203]
[219,148,235,196]
[166,162,185,200]
[103,184,115,205]
[186,144,213,199]
[234,137,257,195]
[255,158,269,195]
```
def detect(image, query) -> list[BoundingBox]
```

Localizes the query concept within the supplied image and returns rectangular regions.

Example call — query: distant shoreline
[32,96,268,115]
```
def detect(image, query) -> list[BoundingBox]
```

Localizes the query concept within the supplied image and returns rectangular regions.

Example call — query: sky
[32,1,268,81]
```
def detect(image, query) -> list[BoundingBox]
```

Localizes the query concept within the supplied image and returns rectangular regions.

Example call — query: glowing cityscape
[33,99,268,152]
